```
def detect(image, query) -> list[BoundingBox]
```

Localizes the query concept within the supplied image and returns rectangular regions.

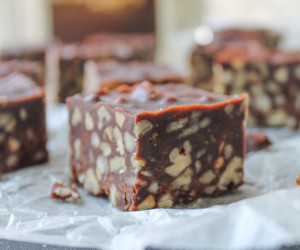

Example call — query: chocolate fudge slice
[214,41,300,128]
[67,81,248,211]
[0,73,48,172]
[84,60,185,93]
[58,33,155,103]
[189,28,280,91]
[0,60,44,86]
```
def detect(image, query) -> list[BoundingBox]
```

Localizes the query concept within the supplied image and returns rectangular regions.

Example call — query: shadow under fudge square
[0,73,48,173]
[67,81,248,211]
[83,60,185,94]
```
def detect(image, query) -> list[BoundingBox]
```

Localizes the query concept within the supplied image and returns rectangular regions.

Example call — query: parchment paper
[0,105,300,250]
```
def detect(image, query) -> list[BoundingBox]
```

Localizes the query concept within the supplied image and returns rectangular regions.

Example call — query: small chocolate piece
[0,60,44,87]
[84,60,184,94]
[189,28,280,91]
[0,73,48,172]
[67,81,248,210]
[58,33,155,103]
[245,131,272,153]
[296,175,300,186]
[51,182,81,201]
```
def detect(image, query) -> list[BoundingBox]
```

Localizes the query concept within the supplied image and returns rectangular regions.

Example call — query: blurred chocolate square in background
[51,0,155,42]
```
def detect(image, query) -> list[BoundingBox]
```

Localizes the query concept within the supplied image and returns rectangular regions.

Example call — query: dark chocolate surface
[87,81,246,114]
[0,73,42,102]
[94,60,184,85]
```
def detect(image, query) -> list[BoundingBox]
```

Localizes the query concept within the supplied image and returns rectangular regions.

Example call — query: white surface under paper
[0,105,300,250]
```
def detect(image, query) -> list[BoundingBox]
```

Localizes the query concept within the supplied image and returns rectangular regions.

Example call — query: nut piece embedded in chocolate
[67,81,248,211]
[84,60,185,94]
[0,73,48,172]
[51,182,81,201]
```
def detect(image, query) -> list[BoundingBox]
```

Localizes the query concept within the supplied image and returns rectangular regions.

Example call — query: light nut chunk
[199,170,216,185]
[74,139,81,160]
[113,127,125,155]
[214,157,224,169]
[91,132,100,148]
[110,156,125,173]
[115,111,125,128]
[19,108,27,121]
[274,67,288,84]
[134,120,153,137]
[109,184,118,206]
[99,142,111,157]
[8,137,20,152]
[157,193,174,208]
[0,113,16,132]
[124,132,136,153]
[97,106,111,130]
[148,181,159,193]
[6,154,18,168]
[166,117,189,133]
[96,156,108,178]
[137,195,156,210]
[83,168,101,195]
[172,167,193,189]
[85,112,94,131]
[71,107,82,126]
[165,141,192,177]
[218,156,243,190]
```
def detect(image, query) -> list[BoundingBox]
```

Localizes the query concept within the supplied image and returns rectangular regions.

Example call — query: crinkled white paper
[0,105,300,250]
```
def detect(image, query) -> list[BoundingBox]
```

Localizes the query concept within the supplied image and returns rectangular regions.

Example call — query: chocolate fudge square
[58,33,155,103]
[0,73,48,172]
[0,60,44,87]
[214,41,300,128]
[84,32,155,61]
[67,81,248,211]
[84,60,184,93]
[189,28,280,91]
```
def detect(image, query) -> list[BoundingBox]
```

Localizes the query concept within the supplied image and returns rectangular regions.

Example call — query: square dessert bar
[67,81,248,210]
[214,41,300,128]
[189,28,280,91]
[58,33,155,103]
[0,73,48,172]
[84,33,155,61]
[1,44,47,64]
[0,60,44,87]
[84,60,185,93]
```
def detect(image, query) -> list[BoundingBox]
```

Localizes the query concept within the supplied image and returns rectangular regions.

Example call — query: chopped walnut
[51,182,81,201]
